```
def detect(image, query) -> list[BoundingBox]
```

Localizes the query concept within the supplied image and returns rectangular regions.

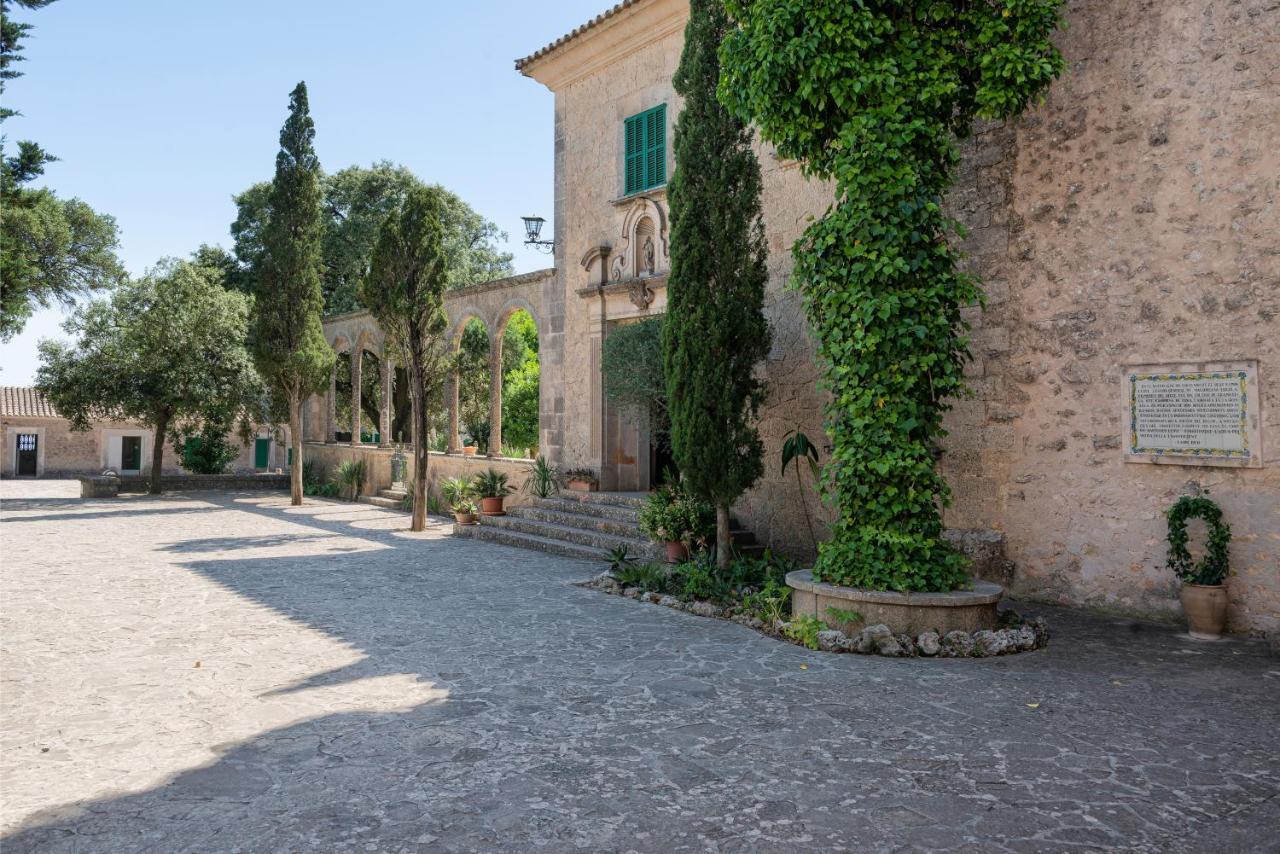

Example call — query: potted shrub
[441,476,478,525]
[564,468,599,493]
[1166,492,1232,640]
[473,468,513,516]
[639,483,713,563]
[462,441,477,457]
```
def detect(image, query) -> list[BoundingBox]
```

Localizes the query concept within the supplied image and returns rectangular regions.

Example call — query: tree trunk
[149,412,169,495]
[289,391,304,506]
[409,362,428,532]
[716,503,732,570]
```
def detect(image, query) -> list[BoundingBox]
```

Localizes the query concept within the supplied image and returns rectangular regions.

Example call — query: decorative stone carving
[627,279,655,310]
[610,197,669,283]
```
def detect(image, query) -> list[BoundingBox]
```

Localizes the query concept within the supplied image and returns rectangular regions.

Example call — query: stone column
[326,363,337,444]
[487,336,503,457]
[379,358,394,447]
[446,370,461,454]
[350,349,363,446]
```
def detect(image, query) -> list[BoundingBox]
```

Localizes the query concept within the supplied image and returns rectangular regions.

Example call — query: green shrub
[742,577,792,626]
[638,482,714,545]
[614,561,676,594]
[331,459,366,501]
[783,614,825,650]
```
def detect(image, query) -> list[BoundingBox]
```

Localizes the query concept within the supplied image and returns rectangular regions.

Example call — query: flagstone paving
[1,481,1277,853]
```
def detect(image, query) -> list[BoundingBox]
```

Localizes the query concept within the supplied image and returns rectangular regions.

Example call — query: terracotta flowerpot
[1181,584,1228,640]
[567,479,596,493]
[480,496,505,516]
[665,541,689,564]
[454,512,477,526]
[462,446,477,457]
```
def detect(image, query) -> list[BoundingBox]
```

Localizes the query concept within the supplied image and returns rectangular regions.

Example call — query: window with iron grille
[624,104,666,195]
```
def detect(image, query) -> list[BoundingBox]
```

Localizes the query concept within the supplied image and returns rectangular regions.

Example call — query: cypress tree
[663,0,771,570]
[252,82,334,505]
[361,186,450,532]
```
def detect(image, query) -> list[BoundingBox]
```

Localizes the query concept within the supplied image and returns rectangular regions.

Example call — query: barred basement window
[624,104,666,195]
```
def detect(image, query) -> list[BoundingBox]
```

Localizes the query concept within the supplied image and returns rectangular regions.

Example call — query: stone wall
[2,417,287,478]
[302,443,537,508]
[116,474,290,493]
[939,0,1280,635]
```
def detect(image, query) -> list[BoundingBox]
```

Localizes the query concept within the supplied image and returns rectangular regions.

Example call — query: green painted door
[254,438,270,468]
[121,436,142,471]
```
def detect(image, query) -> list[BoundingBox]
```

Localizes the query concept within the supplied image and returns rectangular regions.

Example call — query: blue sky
[0,0,609,384]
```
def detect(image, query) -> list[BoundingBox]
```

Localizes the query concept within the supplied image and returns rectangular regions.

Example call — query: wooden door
[121,435,142,472]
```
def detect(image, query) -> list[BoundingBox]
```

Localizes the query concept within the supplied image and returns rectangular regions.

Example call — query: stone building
[307,0,1277,635]
[1,386,290,478]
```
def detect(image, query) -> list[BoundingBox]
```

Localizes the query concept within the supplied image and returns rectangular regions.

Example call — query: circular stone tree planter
[786,570,1003,636]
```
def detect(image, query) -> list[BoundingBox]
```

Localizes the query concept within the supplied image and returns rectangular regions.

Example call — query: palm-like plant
[472,469,513,499]
[440,475,475,511]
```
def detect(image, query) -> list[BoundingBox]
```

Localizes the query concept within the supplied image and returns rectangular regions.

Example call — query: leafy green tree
[232,162,513,314]
[251,82,335,505]
[603,315,668,439]
[361,185,451,531]
[500,310,539,453]
[36,259,262,493]
[664,0,772,570]
[1,0,124,340]
[721,0,1064,591]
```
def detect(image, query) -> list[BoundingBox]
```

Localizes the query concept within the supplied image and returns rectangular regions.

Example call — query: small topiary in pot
[1165,491,1232,640]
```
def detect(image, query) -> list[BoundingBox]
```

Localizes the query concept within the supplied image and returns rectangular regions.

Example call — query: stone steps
[357,486,408,512]
[471,512,663,560]
[452,491,764,563]
[450,523,608,562]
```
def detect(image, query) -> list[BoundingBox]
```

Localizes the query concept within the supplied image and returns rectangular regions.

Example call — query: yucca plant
[526,455,561,499]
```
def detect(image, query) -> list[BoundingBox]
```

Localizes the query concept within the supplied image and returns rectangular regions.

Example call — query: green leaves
[721,0,1063,592]
[780,429,819,480]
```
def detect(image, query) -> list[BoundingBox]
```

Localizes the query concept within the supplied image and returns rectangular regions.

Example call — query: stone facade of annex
[304,0,1277,635]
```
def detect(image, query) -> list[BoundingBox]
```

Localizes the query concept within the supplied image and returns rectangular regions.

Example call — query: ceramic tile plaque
[1123,360,1262,468]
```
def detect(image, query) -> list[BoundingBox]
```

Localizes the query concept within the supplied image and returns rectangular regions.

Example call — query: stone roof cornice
[516,0,687,91]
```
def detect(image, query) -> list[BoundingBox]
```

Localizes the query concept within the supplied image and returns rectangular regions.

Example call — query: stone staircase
[358,486,407,511]
[451,491,764,563]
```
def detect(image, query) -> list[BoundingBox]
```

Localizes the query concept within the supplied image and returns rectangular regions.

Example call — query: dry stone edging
[583,571,1050,657]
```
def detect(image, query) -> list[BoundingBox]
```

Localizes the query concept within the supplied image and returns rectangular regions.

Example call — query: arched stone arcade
[309,269,552,458]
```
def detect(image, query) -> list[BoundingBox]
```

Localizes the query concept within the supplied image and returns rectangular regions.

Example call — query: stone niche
[1122,360,1263,468]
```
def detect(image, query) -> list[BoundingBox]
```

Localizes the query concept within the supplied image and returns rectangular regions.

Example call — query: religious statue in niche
[609,198,670,284]
[642,236,656,276]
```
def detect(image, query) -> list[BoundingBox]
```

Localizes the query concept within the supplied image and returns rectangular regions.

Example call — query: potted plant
[441,476,478,525]
[462,441,477,457]
[1166,492,1232,640]
[564,468,598,492]
[526,456,561,499]
[639,483,714,563]
[473,468,513,516]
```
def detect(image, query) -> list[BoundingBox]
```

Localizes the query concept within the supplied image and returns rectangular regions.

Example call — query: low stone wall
[114,474,290,493]
[301,443,537,506]
[786,570,1003,636]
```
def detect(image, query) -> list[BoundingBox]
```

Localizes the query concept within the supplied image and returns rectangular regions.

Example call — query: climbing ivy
[720,0,1065,592]
[1165,494,1231,586]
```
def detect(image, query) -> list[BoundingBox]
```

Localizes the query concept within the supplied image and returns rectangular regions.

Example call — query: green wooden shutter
[646,105,666,189]
[624,105,666,194]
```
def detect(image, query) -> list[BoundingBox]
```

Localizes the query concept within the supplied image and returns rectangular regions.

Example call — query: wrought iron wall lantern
[521,215,555,253]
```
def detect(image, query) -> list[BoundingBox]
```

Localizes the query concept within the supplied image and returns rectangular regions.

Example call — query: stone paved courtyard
[1,481,1277,853]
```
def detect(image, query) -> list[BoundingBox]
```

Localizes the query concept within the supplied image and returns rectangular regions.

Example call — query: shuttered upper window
[624,104,666,195]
